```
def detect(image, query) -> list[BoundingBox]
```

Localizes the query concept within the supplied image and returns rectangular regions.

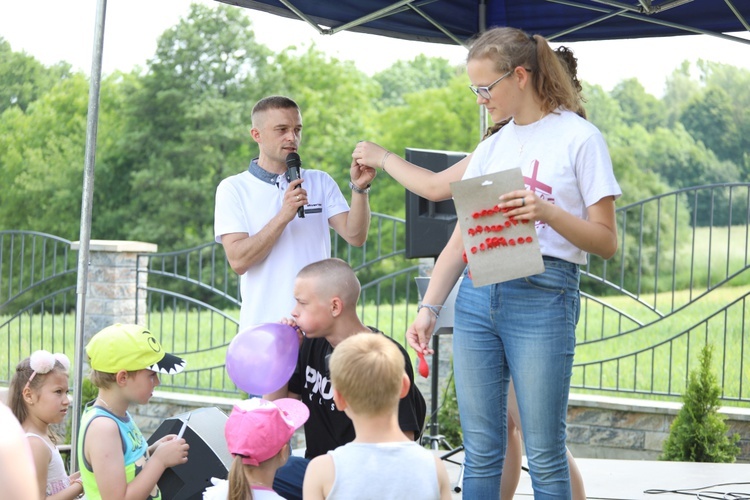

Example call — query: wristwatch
[349,180,371,194]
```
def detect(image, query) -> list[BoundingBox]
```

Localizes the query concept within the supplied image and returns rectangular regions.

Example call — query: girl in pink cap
[203,397,309,500]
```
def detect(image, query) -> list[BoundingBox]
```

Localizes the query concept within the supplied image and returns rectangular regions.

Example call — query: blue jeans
[273,455,309,500]
[453,257,579,499]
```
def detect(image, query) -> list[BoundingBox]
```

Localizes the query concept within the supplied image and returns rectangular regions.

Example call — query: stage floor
[440,452,750,499]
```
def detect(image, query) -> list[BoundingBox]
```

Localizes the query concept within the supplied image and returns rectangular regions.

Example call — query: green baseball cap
[86,323,186,374]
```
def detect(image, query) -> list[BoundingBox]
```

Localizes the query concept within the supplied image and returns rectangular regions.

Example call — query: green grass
[3,225,749,401]
[573,285,750,405]
[3,286,748,404]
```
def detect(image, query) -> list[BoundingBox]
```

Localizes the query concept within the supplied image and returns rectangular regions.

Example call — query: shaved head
[251,95,299,128]
[297,258,360,309]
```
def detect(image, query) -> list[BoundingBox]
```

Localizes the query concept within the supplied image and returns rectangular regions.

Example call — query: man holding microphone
[214,95,375,332]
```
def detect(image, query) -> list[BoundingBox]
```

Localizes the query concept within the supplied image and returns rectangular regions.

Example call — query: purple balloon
[225,323,300,395]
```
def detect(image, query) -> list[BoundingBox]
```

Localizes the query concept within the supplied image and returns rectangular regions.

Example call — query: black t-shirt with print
[287,327,426,459]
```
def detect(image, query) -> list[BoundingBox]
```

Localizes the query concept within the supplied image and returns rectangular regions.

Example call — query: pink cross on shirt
[523,159,552,198]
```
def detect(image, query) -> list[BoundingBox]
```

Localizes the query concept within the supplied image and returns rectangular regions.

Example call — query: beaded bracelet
[417,303,442,318]
[381,151,392,171]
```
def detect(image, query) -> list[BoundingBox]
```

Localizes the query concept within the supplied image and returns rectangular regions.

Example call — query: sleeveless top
[77,405,161,500]
[327,441,440,499]
[25,433,70,496]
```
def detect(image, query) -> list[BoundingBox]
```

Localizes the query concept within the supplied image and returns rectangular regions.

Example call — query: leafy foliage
[0,75,89,237]
[1,2,750,256]
[373,54,461,108]
[106,3,273,249]
[269,45,380,186]
[437,368,462,446]
[0,37,71,114]
[611,78,667,131]
[660,344,741,462]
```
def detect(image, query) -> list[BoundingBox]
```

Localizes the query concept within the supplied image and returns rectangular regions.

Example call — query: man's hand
[283,178,308,221]
[350,157,376,190]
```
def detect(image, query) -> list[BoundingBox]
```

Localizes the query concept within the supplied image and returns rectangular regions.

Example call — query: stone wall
[134,391,750,463]
[566,393,750,462]
[2,385,747,463]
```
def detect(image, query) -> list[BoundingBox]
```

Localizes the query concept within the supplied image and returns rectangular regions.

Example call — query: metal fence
[2,184,749,403]
[0,231,78,383]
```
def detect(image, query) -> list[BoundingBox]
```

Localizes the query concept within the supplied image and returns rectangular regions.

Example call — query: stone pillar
[70,240,157,344]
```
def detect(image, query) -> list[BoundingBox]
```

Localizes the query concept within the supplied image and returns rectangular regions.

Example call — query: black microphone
[286,152,305,218]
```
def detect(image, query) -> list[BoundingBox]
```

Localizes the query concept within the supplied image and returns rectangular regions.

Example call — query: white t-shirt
[464,109,621,264]
[214,166,349,330]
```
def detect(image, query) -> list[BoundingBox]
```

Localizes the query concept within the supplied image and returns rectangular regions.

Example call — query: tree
[106,3,274,249]
[584,124,688,295]
[689,61,750,179]
[662,61,701,126]
[268,45,380,183]
[368,74,478,217]
[582,82,625,135]
[680,87,742,170]
[0,74,85,236]
[0,37,71,114]
[661,344,740,462]
[642,125,739,189]
[611,78,667,131]
[373,55,460,108]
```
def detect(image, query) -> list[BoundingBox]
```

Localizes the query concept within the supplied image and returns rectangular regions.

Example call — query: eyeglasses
[469,70,512,100]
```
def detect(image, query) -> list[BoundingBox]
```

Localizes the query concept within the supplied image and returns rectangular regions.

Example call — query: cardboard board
[450,169,544,287]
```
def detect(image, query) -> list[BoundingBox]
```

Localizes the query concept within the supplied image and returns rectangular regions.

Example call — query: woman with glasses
[360,28,620,499]
[353,44,589,500]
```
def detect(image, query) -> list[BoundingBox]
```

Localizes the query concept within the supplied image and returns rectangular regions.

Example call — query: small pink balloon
[225,323,299,395]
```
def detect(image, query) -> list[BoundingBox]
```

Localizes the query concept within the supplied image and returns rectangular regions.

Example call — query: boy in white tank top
[302,334,451,500]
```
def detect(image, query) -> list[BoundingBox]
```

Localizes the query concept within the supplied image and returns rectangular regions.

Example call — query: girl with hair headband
[9,350,84,500]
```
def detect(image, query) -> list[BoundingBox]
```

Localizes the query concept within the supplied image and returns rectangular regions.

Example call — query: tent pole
[725,0,750,32]
[548,0,750,45]
[479,0,488,140]
[71,0,107,472]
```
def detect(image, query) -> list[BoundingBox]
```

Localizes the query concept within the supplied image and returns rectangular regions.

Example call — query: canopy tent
[217,0,750,46]
[70,0,749,469]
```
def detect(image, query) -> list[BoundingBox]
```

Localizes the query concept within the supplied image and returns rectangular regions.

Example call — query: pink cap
[225,398,309,466]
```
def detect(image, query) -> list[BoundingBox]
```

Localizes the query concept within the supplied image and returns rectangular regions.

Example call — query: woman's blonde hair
[227,456,253,500]
[468,27,579,115]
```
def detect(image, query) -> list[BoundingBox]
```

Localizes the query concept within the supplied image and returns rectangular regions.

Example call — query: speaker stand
[420,330,465,493]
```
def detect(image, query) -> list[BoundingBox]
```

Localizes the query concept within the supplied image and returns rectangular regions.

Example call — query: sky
[1,0,749,97]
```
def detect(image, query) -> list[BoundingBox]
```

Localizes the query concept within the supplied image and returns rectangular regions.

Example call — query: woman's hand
[498,189,549,223]
[406,308,437,354]
[350,156,377,190]
[352,141,388,170]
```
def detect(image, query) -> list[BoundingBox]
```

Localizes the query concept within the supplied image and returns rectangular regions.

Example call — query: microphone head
[285,152,301,169]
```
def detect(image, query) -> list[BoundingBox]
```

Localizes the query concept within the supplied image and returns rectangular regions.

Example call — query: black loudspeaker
[147,406,232,500]
[404,148,467,258]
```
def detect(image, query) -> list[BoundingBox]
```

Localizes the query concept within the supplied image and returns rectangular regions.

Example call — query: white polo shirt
[215,163,349,330]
